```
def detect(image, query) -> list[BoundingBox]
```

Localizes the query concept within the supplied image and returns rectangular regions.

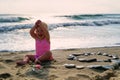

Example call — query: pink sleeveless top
[35,38,50,59]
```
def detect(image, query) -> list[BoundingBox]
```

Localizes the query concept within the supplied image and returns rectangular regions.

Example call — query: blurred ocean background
[0,13,120,51]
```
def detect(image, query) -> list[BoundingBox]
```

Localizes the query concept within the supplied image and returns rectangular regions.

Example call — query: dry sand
[0,46,120,80]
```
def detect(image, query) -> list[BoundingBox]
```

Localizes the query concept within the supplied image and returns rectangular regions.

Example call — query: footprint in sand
[76,74,91,80]
[4,59,14,64]
[65,74,91,80]
[48,75,58,80]
[65,76,79,80]
[0,73,11,79]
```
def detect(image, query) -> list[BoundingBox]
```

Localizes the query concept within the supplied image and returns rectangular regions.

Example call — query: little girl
[16,20,53,66]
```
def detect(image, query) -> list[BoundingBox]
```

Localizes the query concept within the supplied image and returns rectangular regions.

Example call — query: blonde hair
[40,22,50,43]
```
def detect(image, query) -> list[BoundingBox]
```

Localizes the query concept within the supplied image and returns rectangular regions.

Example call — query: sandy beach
[0,46,120,80]
[0,0,120,80]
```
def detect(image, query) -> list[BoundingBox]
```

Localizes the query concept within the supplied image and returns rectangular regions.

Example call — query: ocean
[0,13,120,52]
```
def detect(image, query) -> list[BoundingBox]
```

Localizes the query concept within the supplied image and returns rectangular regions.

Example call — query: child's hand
[35,59,41,64]
[35,20,41,27]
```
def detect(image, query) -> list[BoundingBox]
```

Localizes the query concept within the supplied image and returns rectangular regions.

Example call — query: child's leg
[16,55,35,66]
[24,55,35,62]
[38,51,53,61]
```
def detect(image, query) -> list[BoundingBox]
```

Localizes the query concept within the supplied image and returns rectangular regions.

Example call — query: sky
[0,0,120,14]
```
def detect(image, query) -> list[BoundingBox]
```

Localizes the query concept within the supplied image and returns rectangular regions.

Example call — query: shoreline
[0,46,120,80]
[0,45,120,53]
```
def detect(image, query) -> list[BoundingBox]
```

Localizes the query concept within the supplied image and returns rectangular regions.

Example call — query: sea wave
[0,24,33,33]
[48,20,120,30]
[0,19,120,33]
[58,14,120,20]
[0,17,30,23]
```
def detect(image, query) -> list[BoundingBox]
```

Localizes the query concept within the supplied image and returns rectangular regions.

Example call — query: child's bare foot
[49,56,54,61]
[16,61,27,66]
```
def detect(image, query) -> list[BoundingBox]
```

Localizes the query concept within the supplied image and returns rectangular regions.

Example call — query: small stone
[69,54,74,57]
[67,57,74,60]
[102,53,108,56]
[72,53,82,56]
[90,53,95,55]
[102,65,114,70]
[67,55,75,60]
[103,59,111,62]
[97,60,103,62]
[111,60,120,65]
[86,58,97,62]
[84,53,91,56]
[64,64,76,68]
[112,55,119,59]
[78,58,97,62]
[97,52,102,55]
[73,57,77,60]
[108,55,112,57]
[78,58,87,62]
[76,66,85,69]
[87,65,102,69]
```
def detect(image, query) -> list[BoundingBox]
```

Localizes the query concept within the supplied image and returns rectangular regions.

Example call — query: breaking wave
[58,14,120,20]
[0,24,33,32]
[48,20,120,30]
[0,20,120,33]
[0,16,30,23]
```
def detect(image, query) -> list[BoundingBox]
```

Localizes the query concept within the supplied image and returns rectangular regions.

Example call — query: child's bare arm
[30,25,38,39]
